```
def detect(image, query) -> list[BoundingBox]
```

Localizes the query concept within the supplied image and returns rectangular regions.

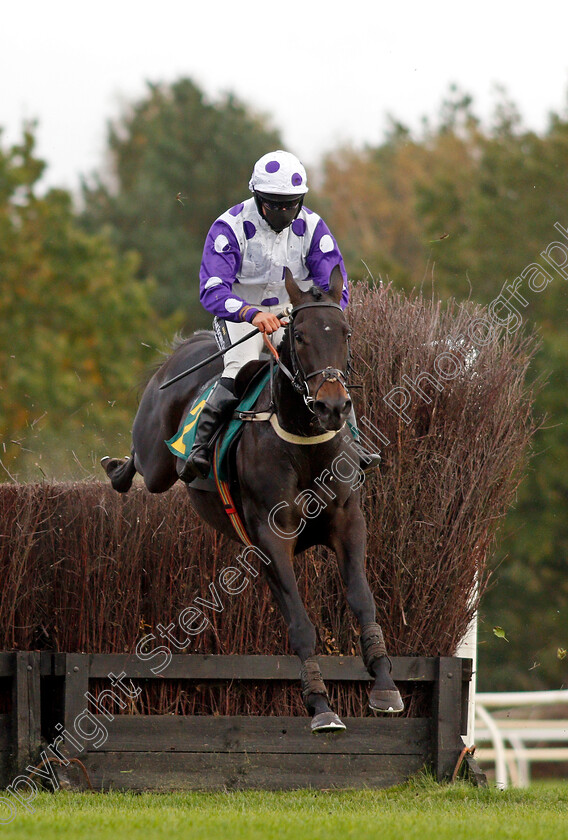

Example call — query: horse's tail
[100,452,137,493]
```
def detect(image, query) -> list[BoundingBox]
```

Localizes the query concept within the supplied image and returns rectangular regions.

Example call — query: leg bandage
[300,657,328,700]
[360,622,388,670]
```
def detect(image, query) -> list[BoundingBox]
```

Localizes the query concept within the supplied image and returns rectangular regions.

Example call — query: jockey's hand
[252,312,284,335]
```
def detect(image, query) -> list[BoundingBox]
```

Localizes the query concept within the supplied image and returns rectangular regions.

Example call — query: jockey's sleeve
[199,220,261,324]
[305,218,349,309]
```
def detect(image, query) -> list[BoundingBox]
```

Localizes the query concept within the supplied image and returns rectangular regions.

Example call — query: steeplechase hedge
[0,283,538,719]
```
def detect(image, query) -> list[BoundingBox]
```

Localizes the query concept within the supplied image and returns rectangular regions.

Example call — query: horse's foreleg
[246,523,345,733]
[361,625,404,713]
[332,507,404,714]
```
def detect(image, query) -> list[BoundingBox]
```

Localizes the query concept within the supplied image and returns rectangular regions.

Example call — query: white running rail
[474,690,568,788]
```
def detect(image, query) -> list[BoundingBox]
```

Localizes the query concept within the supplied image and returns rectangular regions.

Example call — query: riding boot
[347,408,382,472]
[179,382,239,483]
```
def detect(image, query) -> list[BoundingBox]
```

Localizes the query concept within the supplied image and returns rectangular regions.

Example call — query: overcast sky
[2,0,568,194]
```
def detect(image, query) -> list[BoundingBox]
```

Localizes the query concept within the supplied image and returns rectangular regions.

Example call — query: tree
[0,126,169,480]
[81,78,282,325]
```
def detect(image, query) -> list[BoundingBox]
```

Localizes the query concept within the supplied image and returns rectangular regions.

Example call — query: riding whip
[159,308,291,390]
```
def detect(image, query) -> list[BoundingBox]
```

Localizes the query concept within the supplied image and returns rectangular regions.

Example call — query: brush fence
[20,652,482,790]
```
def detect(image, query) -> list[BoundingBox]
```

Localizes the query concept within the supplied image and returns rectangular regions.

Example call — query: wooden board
[12,652,41,768]
[0,753,11,788]
[92,715,431,756]
[0,714,11,751]
[0,653,42,778]
[54,653,438,682]
[0,712,11,787]
[432,657,465,779]
[0,655,15,679]
[82,750,427,791]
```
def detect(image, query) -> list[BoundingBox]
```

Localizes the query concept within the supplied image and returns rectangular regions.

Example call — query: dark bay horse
[102,267,403,732]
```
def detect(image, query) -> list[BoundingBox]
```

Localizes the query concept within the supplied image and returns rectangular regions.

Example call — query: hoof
[311,711,346,734]
[100,455,125,475]
[369,688,404,714]
[100,455,114,474]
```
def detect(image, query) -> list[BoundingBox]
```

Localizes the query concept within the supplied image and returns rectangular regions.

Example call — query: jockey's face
[256,192,303,233]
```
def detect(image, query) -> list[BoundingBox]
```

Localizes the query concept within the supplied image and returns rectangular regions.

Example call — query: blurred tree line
[0,126,167,479]
[1,78,566,690]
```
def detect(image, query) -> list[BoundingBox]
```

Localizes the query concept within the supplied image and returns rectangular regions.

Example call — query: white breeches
[221,304,287,380]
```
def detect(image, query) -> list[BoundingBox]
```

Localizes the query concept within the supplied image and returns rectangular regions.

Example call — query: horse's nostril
[315,400,329,416]
[343,399,352,417]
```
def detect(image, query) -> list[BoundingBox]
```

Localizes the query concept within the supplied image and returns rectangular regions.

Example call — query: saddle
[165,361,272,491]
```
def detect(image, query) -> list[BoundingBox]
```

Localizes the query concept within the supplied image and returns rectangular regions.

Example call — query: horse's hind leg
[101,451,137,493]
[102,443,178,494]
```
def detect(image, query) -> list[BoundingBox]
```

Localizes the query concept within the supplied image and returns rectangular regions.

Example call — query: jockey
[180,150,381,483]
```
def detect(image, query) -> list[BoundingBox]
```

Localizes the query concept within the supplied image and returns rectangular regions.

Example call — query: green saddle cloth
[165,370,271,481]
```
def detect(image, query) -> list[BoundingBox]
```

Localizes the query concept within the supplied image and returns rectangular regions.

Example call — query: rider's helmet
[249,150,308,233]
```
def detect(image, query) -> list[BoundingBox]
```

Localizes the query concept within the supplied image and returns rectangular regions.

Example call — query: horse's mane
[170,329,214,350]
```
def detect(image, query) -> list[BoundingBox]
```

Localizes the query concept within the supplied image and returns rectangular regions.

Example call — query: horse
[101,266,403,732]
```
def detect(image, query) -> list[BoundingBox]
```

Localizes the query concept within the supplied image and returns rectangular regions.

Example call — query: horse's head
[282,266,352,431]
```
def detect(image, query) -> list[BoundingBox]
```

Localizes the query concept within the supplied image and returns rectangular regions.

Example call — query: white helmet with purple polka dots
[249,150,309,196]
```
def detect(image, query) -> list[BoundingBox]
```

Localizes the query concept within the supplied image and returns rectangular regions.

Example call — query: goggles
[258,195,302,212]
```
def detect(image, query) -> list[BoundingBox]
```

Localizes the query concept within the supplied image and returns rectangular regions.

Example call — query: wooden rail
[0,653,483,789]
[0,652,42,785]
[44,653,478,789]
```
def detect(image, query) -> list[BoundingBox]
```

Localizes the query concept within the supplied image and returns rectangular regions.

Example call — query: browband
[290,301,343,317]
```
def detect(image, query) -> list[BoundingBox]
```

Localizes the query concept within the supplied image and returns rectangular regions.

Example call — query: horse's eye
[294,332,303,344]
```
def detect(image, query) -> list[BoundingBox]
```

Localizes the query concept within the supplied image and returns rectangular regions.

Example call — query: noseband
[277,301,352,413]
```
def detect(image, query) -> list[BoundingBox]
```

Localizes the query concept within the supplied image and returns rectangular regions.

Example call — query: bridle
[271,301,353,414]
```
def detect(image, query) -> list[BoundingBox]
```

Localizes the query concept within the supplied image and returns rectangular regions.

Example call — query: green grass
[1,778,567,840]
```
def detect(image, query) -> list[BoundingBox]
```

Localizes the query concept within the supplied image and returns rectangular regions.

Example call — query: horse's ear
[284,267,303,307]
[328,264,344,305]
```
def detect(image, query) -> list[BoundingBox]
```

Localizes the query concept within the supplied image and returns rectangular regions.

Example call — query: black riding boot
[347,408,382,472]
[179,382,239,483]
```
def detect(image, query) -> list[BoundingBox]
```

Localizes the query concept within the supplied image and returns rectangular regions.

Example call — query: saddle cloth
[165,369,271,482]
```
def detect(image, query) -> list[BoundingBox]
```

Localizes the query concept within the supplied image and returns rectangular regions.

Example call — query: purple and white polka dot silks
[243,220,256,240]
[248,150,309,196]
[198,197,349,324]
[292,218,306,237]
